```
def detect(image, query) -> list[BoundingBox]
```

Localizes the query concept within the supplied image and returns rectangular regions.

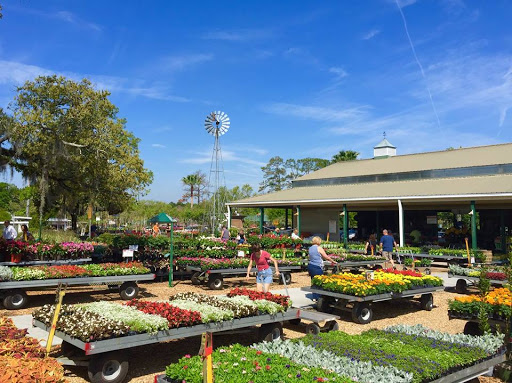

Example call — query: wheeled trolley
[187,265,302,290]
[0,273,155,309]
[448,274,507,294]
[302,285,444,324]
[33,309,302,383]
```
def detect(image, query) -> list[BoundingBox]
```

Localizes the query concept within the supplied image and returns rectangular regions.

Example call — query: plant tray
[33,309,300,355]
[302,285,444,302]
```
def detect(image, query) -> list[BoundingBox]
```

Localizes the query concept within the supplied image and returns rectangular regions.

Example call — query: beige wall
[294,207,341,241]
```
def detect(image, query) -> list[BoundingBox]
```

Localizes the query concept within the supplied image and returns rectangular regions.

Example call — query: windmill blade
[205,110,230,136]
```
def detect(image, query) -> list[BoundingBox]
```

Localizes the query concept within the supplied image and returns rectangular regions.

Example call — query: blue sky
[1,0,511,202]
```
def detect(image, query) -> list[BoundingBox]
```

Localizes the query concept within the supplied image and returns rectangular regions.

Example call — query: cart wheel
[2,289,28,310]
[306,323,321,335]
[259,322,283,342]
[119,282,139,300]
[191,272,202,285]
[207,274,223,290]
[424,268,431,275]
[316,296,334,313]
[279,272,292,285]
[288,318,301,326]
[420,293,434,311]
[88,352,129,383]
[324,320,339,332]
[455,279,468,294]
[463,321,482,336]
[351,302,373,324]
[414,268,420,273]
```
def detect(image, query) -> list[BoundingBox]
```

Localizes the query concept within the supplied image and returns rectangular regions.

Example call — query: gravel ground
[1,270,507,383]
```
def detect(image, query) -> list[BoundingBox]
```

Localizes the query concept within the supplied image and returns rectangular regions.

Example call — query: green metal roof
[374,138,396,149]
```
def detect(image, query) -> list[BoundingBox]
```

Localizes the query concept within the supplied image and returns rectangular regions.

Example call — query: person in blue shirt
[308,236,337,278]
[379,229,398,268]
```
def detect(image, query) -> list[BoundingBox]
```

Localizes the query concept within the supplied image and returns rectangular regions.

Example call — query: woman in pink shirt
[246,243,280,293]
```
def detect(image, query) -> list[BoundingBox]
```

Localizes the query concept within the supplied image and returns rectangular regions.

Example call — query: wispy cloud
[180,149,267,167]
[362,29,381,40]
[201,28,274,41]
[11,7,102,32]
[263,102,369,123]
[158,54,214,71]
[0,60,190,103]
[393,0,418,8]
[152,144,167,148]
[329,67,348,80]
[55,10,102,31]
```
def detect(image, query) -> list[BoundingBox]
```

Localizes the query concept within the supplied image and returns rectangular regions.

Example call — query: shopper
[291,228,300,240]
[379,229,398,268]
[307,236,337,279]
[364,234,378,255]
[236,229,246,244]
[3,220,17,241]
[20,224,34,242]
[220,226,230,242]
[246,243,280,293]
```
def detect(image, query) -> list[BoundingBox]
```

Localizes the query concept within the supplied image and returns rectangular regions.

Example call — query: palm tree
[331,150,359,164]
[182,173,201,207]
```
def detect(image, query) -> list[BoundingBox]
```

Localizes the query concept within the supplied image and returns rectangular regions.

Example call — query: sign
[237,250,246,258]
[87,205,93,220]
[95,217,101,222]
[128,245,139,251]
[426,216,437,225]
[122,249,134,258]
[328,220,337,233]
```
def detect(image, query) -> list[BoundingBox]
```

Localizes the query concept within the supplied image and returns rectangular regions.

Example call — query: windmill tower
[204,111,230,234]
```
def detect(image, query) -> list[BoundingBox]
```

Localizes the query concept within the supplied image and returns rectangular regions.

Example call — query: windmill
[204,111,230,234]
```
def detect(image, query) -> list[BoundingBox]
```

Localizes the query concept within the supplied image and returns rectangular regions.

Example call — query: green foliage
[40,229,79,243]
[478,265,491,334]
[331,150,359,163]
[8,75,153,228]
[259,156,287,193]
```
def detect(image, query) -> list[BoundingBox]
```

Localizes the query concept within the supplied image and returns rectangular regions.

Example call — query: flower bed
[174,257,302,270]
[448,264,507,280]
[2,262,150,281]
[448,287,512,320]
[0,239,94,261]
[0,317,65,383]
[403,258,432,267]
[227,287,292,309]
[292,325,504,383]
[327,252,385,262]
[33,290,291,342]
[311,269,443,297]
[164,344,351,383]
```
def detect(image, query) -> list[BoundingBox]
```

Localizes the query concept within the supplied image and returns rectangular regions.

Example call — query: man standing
[3,220,17,241]
[379,229,398,269]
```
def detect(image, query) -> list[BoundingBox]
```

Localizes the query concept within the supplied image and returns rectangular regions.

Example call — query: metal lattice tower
[204,111,230,234]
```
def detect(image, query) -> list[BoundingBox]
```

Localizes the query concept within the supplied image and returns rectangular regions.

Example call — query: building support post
[500,209,506,253]
[398,199,404,247]
[342,204,348,248]
[297,206,301,236]
[227,205,231,230]
[259,207,264,235]
[285,208,289,229]
[470,201,477,250]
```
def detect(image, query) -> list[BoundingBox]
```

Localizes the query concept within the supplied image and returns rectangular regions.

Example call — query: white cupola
[373,133,396,159]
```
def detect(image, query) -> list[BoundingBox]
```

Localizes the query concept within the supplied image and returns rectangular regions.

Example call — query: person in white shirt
[291,228,300,240]
[3,221,18,241]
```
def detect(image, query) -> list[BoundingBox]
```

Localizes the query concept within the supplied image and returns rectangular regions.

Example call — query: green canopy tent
[148,213,175,224]
[148,213,177,287]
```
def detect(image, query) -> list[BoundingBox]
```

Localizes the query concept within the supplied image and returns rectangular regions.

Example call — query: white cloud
[54,10,101,31]
[362,29,381,40]
[394,0,418,8]
[151,144,167,148]
[329,67,348,80]
[263,102,370,123]
[159,54,214,71]
[179,149,266,167]
[0,60,190,103]
[201,29,274,41]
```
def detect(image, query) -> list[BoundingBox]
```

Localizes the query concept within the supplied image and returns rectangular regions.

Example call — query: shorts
[308,264,324,278]
[256,267,273,284]
[382,251,393,261]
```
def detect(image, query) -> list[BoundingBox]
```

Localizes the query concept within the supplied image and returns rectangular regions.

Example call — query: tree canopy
[7,75,153,228]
